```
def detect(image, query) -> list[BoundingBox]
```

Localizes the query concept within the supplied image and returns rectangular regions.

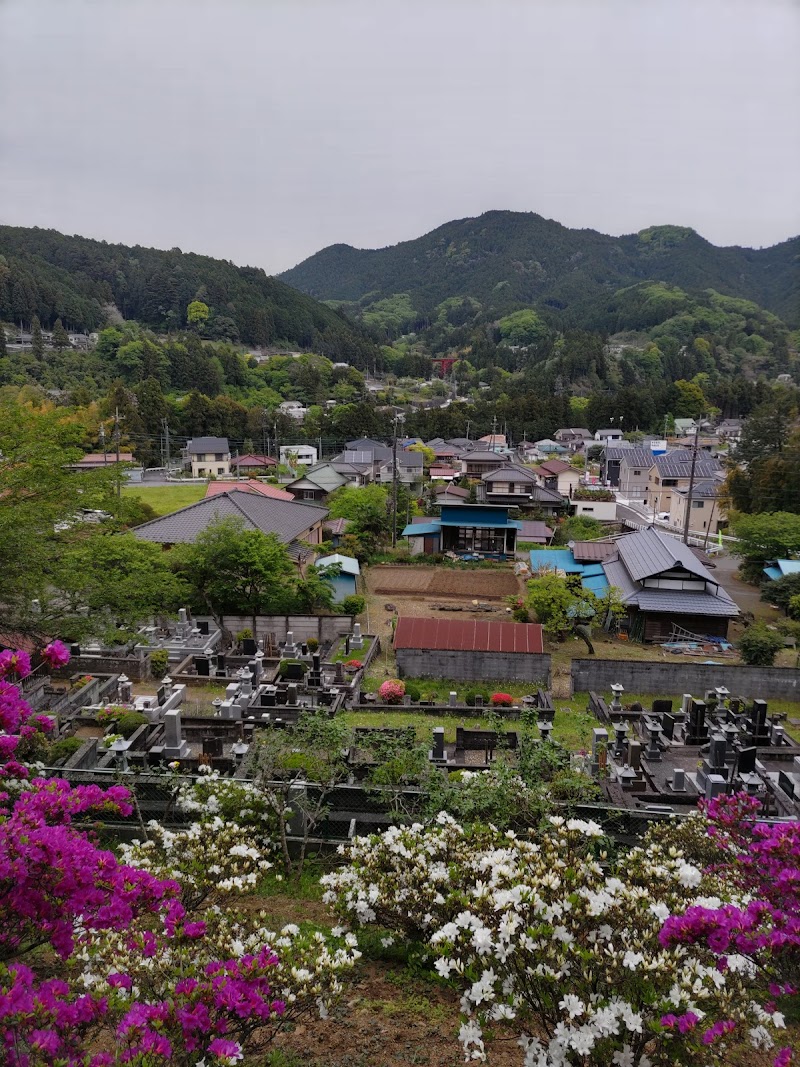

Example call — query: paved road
[710,553,778,621]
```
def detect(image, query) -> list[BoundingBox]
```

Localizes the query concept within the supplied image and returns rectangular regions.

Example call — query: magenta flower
[41,640,71,670]
[0,649,31,680]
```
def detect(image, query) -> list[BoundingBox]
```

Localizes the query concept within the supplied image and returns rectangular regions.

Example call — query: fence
[570,658,800,702]
[220,615,354,645]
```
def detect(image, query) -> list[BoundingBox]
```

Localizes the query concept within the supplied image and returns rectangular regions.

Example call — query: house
[617,448,655,500]
[278,401,307,420]
[432,482,470,503]
[379,450,424,486]
[535,458,582,497]
[532,438,568,457]
[569,491,618,522]
[668,479,726,537]
[132,489,328,561]
[314,554,360,603]
[231,453,277,475]
[393,616,547,683]
[185,437,231,478]
[673,418,698,436]
[323,517,351,548]
[429,466,458,481]
[601,443,637,487]
[479,433,507,451]
[763,559,800,583]
[205,480,294,502]
[283,477,329,503]
[716,419,743,443]
[480,466,566,515]
[554,428,593,450]
[284,460,363,503]
[446,438,478,453]
[401,503,521,559]
[645,451,722,515]
[594,428,625,443]
[67,452,136,471]
[461,449,507,478]
[602,528,738,641]
[279,444,318,468]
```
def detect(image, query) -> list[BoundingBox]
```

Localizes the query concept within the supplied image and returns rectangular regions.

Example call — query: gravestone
[431,727,445,761]
[197,620,210,636]
[737,746,757,775]
[591,728,608,777]
[163,710,190,759]
[628,740,642,772]
[334,661,345,684]
[242,638,257,655]
[287,683,298,706]
[661,713,675,741]
[156,685,167,707]
[260,685,277,707]
[705,774,727,800]
[778,770,795,799]
[686,700,708,745]
[449,691,457,708]
[202,736,223,758]
[652,699,673,715]
[672,768,686,792]
[194,656,210,677]
[351,623,364,650]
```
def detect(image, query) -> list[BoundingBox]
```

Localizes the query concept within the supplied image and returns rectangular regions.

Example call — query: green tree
[498,310,549,347]
[174,516,297,635]
[328,484,391,558]
[760,573,800,613]
[30,316,43,359]
[671,379,706,418]
[526,572,624,649]
[738,623,784,666]
[187,300,210,328]
[52,533,187,641]
[730,512,800,567]
[51,317,70,351]
[0,326,7,359]
[407,442,436,466]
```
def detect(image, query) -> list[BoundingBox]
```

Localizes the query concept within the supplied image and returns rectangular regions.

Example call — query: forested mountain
[0,226,379,365]
[279,211,800,329]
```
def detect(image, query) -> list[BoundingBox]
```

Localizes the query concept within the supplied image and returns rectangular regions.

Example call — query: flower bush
[0,646,359,1065]
[377,679,405,704]
[323,811,792,1065]
[490,692,513,707]
[344,659,363,671]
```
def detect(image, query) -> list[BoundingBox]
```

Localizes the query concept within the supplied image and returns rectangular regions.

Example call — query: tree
[187,300,210,328]
[526,572,624,650]
[407,442,435,466]
[327,484,391,558]
[174,516,297,635]
[497,309,548,347]
[729,512,800,566]
[671,378,706,418]
[0,326,7,359]
[738,623,784,666]
[50,533,187,641]
[51,318,70,351]
[760,572,800,613]
[30,315,43,359]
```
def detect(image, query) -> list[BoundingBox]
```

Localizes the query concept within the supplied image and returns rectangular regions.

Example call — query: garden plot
[369,565,520,600]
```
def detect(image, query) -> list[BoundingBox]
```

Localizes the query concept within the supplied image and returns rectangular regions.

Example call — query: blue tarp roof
[439,505,517,528]
[763,566,783,582]
[402,522,441,537]
[529,549,583,573]
[583,574,611,595]
[764,560,800,580]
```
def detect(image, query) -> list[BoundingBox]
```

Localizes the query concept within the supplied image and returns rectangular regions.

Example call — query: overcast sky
[1,0,798,274]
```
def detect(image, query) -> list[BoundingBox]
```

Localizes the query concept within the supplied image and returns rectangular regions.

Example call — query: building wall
[618,465,652,500]
[191,454,231,478]
[669,493,725,536]
[571,499,617,521]
[570,658,799,701]
[396,648,551,683]
[219,614,354,644]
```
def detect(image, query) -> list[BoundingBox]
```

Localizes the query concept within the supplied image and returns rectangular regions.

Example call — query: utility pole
[682,424,700,545]
[114,407,121,502]
[391,417,399,548]
[162,417,171,474]
[491,414,498,451]
[261,409,268,458]
[99,423,107,465]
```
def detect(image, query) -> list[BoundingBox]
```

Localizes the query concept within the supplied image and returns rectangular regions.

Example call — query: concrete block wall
[571,658,800,702]
[395,649,551,685]
[220,615,354,645]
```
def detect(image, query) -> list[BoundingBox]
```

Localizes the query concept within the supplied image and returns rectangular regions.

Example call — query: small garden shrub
[465,689,490,707]
[378,679,405,704]
[490,692,514,707]
[739,623,784,666]
[48,736,84,764]
[306,637,319,652]
[116,711,149,739]
[341,595,366,617]
[404,683,421,702]
[278,659,305,679]
[236,627,253,643]
[344,659,363,671]
[150,649,168,679]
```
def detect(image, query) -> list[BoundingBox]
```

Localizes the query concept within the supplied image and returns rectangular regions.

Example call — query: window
[215,453,224,462]
[663,478,678,487]
[198,467,205,475]
[303,490,316,500]
[692,500,705,509]
[217,467,224,475]
[582,506,594,512]
[633,470,641,476]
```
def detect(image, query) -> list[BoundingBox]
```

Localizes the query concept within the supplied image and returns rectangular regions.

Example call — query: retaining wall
[570,658,800,702]
[55,654,151,682]
[395,649,551,685]
[220,615,354,644]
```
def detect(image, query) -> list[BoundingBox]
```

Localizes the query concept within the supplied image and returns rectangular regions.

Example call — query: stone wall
[395,649,551,685]
[570,658,800,702]
[220,615,354,645]
[55,654,151,682]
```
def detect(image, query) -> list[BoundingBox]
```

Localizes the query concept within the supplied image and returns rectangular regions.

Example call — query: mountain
[0,226,379,364]
[279,211,800,328]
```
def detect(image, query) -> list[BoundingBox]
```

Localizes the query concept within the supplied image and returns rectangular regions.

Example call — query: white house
[594,428,625,443]
[280,444,318,468]
[278,401,307,421]
[185,437,231,478]
[571,498,618,521]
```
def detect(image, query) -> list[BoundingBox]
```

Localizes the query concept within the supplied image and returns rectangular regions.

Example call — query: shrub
[490,692,513,707]
[236,627,253,643]
[278,659,304,679]
[511,605,530,623]
[47,736,85,764]
[464,689,490,707]
[738,622,784,666]
[344,659,363,671]
[341,595,366,617]
[116,711,149,739]
[150,649,169,679]
[378,679,405,704]
[74,674,94,689]
[96,705,126,725]
[404,683,421,702]
[306,637,319,652]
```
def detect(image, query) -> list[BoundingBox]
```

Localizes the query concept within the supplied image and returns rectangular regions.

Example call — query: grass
[122,483,206,516]
[331,636,373,663]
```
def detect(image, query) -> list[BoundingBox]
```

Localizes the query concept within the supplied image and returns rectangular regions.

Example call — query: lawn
[122,483,206,516]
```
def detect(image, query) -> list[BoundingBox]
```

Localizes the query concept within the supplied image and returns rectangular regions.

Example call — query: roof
[765,559,800,580]
[534,439,567,450]
[618,448,654,469]
[529,485,568,505]
[440,504,518,528]
[396,452,424,467]
[673,478,721,499]
[346,438,387,450]
[555,427,592,437]
[430,466,458,477]
[462,449,506,462]
[232,453,276,467]
[323,517,351,535]
[284,477,326,491]
[480,433,507,446]
[518,520,553,542]
[536,458,575,476]
[433,483,469,499]
[133,489,328,546]
[70,452,135,467]
[570,541,617,562]
[344,447,392,464]
[402,522,441,537]
[653,450,721,479]
[614,528,713,583]
[315,553,360,576]
[482,464,538,484]
[596,428,624,437]
[394,616,544,654]
[187,436,230,454]
[529,549,584,574]
[604,444,637,460]
[205,480,294,501]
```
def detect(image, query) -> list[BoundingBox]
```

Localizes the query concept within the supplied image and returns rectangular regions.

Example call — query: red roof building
[205,480,294,502]
[392,616,548,683]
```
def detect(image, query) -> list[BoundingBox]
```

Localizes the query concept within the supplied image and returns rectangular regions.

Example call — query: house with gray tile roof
[133,489,328,561]
[602,528,737,642]
[617,447,655,500]
[646,451,722,515]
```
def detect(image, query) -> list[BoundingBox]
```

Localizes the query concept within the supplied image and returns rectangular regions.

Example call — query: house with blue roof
[402,503,520,559]
[528,547,611,596]
[763,559,800,582]
[314,553,361,603]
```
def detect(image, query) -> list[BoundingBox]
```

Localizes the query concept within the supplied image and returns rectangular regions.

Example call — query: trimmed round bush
[116,712,149,739]
[465,689,490,707]
[150,649,169,679]
[341,595,366,617]
[490,692,514,707]
[378,679,406,704]
[306,637,319,652]
[48,737,84,764]
[404,683,421,702]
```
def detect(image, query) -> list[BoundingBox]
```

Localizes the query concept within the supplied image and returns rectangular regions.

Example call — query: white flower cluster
[324,813,784,1065]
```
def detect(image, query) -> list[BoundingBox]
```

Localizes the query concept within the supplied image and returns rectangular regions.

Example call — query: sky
[1,0,798,274]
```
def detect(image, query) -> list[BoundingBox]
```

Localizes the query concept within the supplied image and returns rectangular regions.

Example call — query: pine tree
[0,327,7,359]
[52,318,70,351]
[31,316,44,360]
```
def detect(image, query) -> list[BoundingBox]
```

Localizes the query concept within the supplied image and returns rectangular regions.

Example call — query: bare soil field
[369,565,520,600]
